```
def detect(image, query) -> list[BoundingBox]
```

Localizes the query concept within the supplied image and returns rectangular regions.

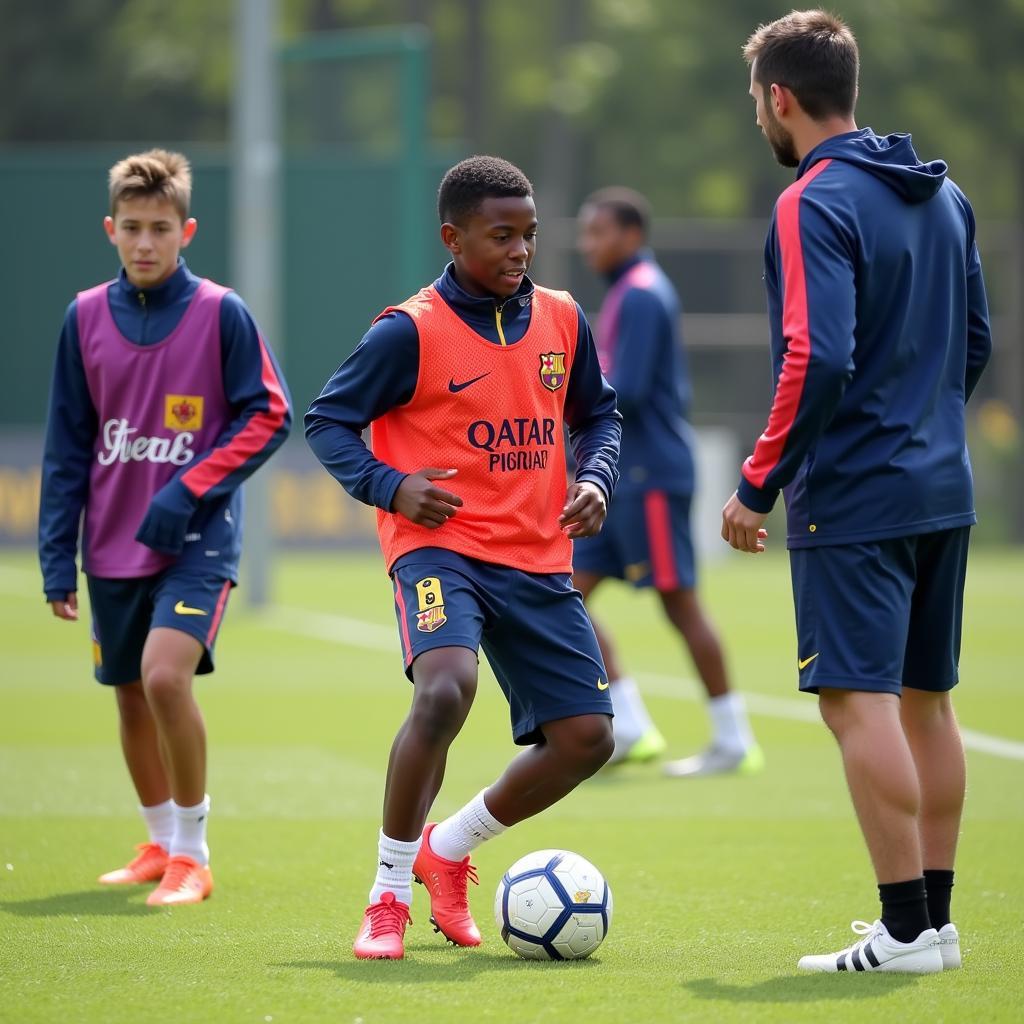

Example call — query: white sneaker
[937,923,961,969]
[663,743,765,778]
[798,920,942,974]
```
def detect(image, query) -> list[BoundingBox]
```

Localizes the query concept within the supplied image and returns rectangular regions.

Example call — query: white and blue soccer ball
[494,849,612,960]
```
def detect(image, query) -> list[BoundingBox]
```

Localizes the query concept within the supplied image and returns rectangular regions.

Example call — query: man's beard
[763,105,800,168]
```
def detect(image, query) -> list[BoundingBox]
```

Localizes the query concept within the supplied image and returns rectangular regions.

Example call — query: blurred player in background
[725,11,992,972]
[38,149,291,906]
[574,189,762,776]
[306,155,620,961]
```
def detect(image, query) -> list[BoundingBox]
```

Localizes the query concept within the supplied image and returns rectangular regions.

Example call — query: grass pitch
[1,546,1022,1023]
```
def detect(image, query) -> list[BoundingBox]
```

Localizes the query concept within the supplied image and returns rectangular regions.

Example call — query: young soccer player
[574,188,762,775]
[725,12,992,972]
[306,155,621,960]
[39,149,291,906]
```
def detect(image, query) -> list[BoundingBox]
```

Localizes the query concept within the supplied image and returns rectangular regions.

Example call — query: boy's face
[442,195,537,299]
[104,195,197,289]
[577,204,638,275]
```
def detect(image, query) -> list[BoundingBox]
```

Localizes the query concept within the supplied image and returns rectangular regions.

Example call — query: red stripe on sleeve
[182,335,289,499]
[644,490,680,591]
[393,577,414,668]
[742,159,832,490]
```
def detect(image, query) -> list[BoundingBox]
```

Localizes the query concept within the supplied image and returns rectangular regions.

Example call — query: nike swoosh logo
[448,372,490,393]
[597,679,610,691]
[798,653,819,670]
[174,601,208,616]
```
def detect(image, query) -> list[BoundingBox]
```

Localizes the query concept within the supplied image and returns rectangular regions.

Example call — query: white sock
[709,693,755,755]
[429,790,507,862]
[139,799,174,850]
[369,831,422,907]
[610,677,648,748]
[170,795,211,866]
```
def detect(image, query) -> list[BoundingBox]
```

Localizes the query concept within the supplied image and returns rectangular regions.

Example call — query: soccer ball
[494,849,612,960]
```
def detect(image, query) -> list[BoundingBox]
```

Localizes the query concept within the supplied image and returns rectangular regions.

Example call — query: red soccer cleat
[413,823,482,947]
[145,854,213,906]
[353,891,412,960]
[98,842,169,885]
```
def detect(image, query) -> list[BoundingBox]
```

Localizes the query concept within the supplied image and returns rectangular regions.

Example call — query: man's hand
[135,479,199,556]
[722,491,769,554]
[559,481,607,539]
[50,592,78,621]
[392,468,463,528]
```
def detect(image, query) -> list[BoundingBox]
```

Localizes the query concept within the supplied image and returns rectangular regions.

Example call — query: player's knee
[142,663,191,710]
[410,671,476,744]
[557,715,615,776]
[115,682,149,728]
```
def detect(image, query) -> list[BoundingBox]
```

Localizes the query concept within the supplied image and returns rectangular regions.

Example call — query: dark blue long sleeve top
[305,264,620,513]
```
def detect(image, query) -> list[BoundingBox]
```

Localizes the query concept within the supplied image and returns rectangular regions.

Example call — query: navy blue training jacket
[738,129,993,547]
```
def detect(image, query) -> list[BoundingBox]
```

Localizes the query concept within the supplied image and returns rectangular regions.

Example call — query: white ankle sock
[610,677,648,748]
[709,693,755,754]
[429,790,507,862]
[369,830,422,906]
[139,799,174,850]
[170,795,211,865]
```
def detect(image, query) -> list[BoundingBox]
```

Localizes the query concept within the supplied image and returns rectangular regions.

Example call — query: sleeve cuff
[376,468,408,512]
[45,586,75,602]
[576,472,612,504]
[737,475,778,514]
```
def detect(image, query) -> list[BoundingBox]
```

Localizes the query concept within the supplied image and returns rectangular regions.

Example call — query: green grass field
[2,546,1022,1023]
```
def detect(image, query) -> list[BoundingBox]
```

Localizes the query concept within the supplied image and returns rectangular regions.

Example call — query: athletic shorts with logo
[87,565,233,685]
[791,526,970,695]
[572,489,695,591]
[391,547,613,745]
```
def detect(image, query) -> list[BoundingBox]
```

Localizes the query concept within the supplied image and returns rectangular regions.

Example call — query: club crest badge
[539,352,567,392]
[415,576,447,633]
[164,394,204,432]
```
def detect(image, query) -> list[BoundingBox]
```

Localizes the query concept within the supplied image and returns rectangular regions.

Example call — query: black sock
[878,877,931,942]
[923,869,955,929]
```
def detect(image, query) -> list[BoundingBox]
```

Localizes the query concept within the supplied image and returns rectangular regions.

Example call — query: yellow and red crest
[164,394,204,432]
[415,576,447,633]
[539,352,567,392]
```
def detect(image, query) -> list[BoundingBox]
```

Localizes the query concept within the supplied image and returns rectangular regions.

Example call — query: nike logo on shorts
[448,373,490,393]
[174,601,208,616]
[597,678,610,691]
[798,652,819,670]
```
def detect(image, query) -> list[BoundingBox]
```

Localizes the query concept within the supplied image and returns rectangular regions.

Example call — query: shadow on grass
[0,888,152,917]
[273,951,603,982]
[684,974,921,1004]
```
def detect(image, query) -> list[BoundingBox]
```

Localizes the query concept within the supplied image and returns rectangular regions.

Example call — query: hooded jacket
[738,129,992,547]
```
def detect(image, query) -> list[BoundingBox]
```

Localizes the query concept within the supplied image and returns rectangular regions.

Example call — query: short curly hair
[108,148,192,220]
[437,155,533,225]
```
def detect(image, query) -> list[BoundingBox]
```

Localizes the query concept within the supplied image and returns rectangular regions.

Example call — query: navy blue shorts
[391,549,612,745]
[790,527,970,696]
[86,566,233,686]
[572,489,695,591]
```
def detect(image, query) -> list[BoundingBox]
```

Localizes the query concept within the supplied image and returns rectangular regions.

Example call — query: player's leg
[412,568,613,948]
[355,563,483,958]
[792,540,940,974]
[899,527,971,968]
[573,501,663,763]
[87,575,174,885]
[142,572,231,907]
[659,586,761,777]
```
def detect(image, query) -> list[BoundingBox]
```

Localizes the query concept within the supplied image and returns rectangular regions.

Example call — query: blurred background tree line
[3,0,1021,223]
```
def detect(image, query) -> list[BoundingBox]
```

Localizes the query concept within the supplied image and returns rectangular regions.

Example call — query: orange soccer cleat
[353,892,412,960]
[145,854,213,907]
[413,823,482,947]
[98,842,169,885]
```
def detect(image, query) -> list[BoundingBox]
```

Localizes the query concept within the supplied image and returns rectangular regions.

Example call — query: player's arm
[134,294,292,556]
[304,314,462,529]
[727,192,856,550]
[39,302,97,618]
[956,191,993,400]
[603,288,663,415]
[560,304,622,538]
